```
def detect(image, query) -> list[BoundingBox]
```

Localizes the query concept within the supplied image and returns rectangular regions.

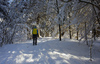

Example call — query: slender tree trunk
[59,24,61,41]
[77,29,78,40]
[92,3,98,40]
[89,39,93,61]
[93,27,96,40]
[76,25,79,40]
[69,26,71,39]
[56,0,61,41]
[85,22,88,45]
[69,21,71,39]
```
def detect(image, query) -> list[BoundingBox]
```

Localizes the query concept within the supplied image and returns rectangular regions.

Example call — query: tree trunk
[77,29,79,40]
[92,3,99,40]
[77,25,79,40]
[69,21,71,39]
[85,22,88,45]
[59,24,61,41]
[93,28,96,40]
[56,0,61,41]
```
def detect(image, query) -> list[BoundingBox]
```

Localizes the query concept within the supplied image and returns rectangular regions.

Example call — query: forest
[0,0,100,46]
[0,0,100,64]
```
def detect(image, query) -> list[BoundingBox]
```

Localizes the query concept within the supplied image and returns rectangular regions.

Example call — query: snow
[0,37,100,64]
[8,0,13,4]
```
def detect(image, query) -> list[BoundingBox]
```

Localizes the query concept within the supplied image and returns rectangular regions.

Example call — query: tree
[59,0,100,42]
[55,0,62,41]
[0,0,11,46]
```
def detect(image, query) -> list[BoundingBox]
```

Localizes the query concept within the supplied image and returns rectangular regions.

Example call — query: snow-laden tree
[0,0,100,46]
[46,0,66,40]
[38,0,99,42]
[58,0,100,43]
[0,0,12,46]
[9,0,48,41]
[0,0,48,46]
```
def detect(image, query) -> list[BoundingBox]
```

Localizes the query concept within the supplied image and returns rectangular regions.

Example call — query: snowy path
[0,38,100,64]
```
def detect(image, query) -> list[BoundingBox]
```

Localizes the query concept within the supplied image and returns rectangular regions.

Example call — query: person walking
[32,26,38,45]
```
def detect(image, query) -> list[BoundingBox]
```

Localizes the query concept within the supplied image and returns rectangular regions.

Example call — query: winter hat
[34,26,37,28]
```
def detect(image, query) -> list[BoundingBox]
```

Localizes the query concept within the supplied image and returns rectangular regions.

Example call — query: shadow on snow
[0,38,99,64]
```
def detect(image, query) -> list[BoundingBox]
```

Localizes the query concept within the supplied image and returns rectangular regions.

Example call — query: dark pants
[33,34,37,45]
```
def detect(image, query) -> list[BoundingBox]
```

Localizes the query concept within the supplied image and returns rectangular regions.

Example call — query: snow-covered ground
[0,37,100,64]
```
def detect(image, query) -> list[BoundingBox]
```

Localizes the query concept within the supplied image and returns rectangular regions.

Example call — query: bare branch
[60,0,100,10]
[79,0,100,10]
[60,0,72,3]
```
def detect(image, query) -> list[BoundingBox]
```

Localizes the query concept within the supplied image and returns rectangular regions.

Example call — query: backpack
[32,28,37,34]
